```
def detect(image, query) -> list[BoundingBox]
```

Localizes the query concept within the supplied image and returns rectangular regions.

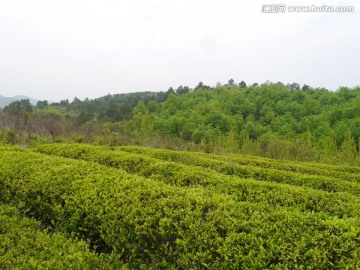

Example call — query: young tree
[339,130,357,165]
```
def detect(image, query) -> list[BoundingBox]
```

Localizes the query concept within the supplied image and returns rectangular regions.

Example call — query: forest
[1,80,360,165]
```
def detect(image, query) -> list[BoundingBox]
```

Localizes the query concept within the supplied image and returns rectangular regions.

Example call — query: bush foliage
[1,144,360,268]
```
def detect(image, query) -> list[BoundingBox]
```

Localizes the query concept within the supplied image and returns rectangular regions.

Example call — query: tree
[36,100,49,109]
[119,104,133,120]
[59,99,70,107]
[105,103,122,122]
[286,83,300,90]
[167,87,175,94]
[195,82,211,90]
[72,97,82,105]
[195,82,204,90]
[226,79,235,89]
[302,84,311,91]
[77,110,94,125]
[293,131,315,161]
[176,85,191,95]
[133,101,148,115]
[4,99,33,113]
[319,136,338,164]
[239,81,247,88]
[339,130,357,165]
[164,87,175,100]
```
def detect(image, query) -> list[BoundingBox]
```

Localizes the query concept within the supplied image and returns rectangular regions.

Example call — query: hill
[0,94,39,108]
[1,82,360,165]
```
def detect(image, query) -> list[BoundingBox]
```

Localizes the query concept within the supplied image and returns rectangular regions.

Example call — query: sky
[0,0,359,101]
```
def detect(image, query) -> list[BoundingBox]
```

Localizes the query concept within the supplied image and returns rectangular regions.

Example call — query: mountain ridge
[0,94,39,108]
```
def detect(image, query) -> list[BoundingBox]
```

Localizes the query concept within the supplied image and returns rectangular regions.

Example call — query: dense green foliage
[0,204,115,269]
[122,83,360,164]
[2,82,360,165]
[34,144,360,217]
[2,82,360,267]
[2,144,360,268]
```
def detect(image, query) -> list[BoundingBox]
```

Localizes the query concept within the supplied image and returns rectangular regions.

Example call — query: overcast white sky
[0,0,359,101]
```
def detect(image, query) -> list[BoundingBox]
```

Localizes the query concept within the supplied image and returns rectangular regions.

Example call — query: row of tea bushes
[119,146,360,183]
[35,144,360,218]
[0,204,117,269]
[2,146,360,268]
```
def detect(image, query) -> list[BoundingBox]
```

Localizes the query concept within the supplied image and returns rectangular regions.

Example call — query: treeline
[0,91,169,144]
[1,80,360,165]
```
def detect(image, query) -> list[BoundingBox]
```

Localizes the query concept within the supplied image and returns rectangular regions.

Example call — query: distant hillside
[1,84,360,165]
[0,95,39,108]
